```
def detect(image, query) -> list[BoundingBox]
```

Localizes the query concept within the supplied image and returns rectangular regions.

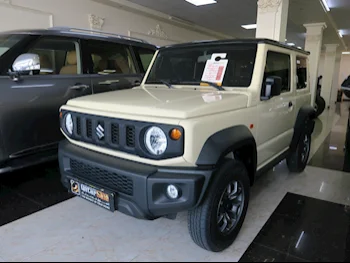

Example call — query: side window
[27,37,81,75]
[87,41,136,75]
[264,51,291,93]
[296,56,308,90]
[134,47,155,73]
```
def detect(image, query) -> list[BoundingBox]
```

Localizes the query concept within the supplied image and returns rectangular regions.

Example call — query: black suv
[0,27,157,173]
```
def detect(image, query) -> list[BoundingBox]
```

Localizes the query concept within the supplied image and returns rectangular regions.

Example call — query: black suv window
[264,51,291,93]
[297,56,308,90]
[87,40,136,75]
[0,34,26,58]
[27,37,81,75]
[133,47,155,73]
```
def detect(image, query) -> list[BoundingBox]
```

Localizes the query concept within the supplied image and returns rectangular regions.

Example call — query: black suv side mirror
[261,76,283,101]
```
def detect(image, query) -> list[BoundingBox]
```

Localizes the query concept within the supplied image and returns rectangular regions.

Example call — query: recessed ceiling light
[185,0,217,6]
[287,43,295,46]
[241,24,257,30]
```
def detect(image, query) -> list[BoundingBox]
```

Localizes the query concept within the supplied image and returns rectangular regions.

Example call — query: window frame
[23,35,83,76]
[263,50,292,95]
[296,55,309,91]
[83,39,139,76]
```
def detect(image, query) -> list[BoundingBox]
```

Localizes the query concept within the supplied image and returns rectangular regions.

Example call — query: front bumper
[58,140,214,220]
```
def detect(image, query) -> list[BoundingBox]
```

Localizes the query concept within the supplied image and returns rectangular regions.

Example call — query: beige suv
[58,39,316,252]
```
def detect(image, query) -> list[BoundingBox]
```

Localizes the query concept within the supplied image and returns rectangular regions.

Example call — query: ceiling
[125,0,350,51]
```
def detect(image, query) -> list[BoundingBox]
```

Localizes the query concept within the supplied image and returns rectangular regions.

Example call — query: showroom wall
[0,0,229,46]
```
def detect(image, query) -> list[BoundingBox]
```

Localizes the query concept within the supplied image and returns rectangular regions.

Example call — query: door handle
[98,80,120,85]
[69,84,89,91]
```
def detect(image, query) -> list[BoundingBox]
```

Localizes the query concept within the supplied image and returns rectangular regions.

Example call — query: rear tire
[188,159,250,252]
[287,129,311,173]
[315,95,326,118]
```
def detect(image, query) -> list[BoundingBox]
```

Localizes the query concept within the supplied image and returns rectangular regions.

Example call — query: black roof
[160,38,310,55]
[1,28,157,49]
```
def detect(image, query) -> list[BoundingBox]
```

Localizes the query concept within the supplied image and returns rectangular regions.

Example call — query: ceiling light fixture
[320,0,330,12]
[287,43,295,46]
[297,46,302,49]
[241,24,257,30]
[338,30,343,38]
[185,0,217,6]
[343,52,350,55]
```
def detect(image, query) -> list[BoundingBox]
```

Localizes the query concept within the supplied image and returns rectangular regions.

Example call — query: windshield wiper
[176,81,225,91]
[159,79,174,89]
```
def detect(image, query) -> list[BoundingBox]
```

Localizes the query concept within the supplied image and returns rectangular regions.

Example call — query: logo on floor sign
[70,180,80,195]
[96,124,104,140]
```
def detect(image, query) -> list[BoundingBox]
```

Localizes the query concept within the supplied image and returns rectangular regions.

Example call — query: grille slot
[70,159,133,196]
[76,117,81,136]
[111,124,119,145]
[86,119,92,138]
[126,126,135,147]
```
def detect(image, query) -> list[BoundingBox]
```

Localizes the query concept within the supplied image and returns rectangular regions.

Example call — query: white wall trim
[128,30,180,44]
[0,1,54,27]
[92,0,234,40]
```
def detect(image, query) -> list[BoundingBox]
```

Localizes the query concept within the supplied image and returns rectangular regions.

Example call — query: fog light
[166,184,179,199]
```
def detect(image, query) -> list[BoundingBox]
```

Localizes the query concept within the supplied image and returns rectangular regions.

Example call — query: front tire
[188,159,250,252]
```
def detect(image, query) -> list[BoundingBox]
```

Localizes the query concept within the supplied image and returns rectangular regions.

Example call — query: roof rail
[49,27,149,44]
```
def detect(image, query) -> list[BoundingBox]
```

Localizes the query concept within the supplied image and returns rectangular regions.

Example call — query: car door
[256,50,296,167]
[83,39,145,94]
[0,35,92,158]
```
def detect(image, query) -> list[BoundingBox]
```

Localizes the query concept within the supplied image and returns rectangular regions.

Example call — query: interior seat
[60,51,78,75]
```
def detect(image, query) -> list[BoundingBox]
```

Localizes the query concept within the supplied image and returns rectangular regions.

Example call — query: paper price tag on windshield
[201,53,228,86]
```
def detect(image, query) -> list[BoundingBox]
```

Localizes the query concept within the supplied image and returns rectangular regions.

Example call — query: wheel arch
[196,125,257,186]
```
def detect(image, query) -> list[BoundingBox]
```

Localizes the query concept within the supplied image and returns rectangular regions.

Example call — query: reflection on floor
[309,102,350,172]
[239,193,350,262]
[0,161,73,227]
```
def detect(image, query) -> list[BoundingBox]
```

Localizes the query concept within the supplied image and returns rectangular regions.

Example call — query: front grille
[86,119,92,139]
[70,159,133,196]
[126,126,135,147]
[111,124,119,145]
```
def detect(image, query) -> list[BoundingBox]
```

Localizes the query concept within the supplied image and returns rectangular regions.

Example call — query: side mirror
[261,76,282,100]
[12,53,41,75]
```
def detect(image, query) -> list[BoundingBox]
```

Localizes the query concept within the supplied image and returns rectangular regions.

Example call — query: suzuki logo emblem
[96,124,105,140]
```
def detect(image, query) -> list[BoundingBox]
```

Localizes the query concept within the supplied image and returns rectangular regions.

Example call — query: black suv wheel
[287,130,311,173]
[188,159,250,252]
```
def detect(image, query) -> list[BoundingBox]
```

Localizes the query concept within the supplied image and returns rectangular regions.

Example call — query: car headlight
[144,126,167,155]
[65,113,74,135]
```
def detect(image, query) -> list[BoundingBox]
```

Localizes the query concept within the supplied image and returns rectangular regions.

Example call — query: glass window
[134,47,155,73]
[87,41,136,75]
[0,34,26,57]
[296,56,308,90]
[145,44,257,88]
[28,37,81,75]
[264,51,291,93]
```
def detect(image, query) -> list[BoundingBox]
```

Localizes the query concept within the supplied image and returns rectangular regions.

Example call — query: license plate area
[68,177,116,212]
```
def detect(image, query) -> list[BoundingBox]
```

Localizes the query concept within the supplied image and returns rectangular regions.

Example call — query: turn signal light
[170,128,182,140]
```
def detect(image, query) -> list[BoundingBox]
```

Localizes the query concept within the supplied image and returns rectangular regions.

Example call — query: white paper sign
[201,53,228,85]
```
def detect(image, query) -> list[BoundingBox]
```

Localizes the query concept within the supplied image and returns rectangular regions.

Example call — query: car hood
[66,87,249,119]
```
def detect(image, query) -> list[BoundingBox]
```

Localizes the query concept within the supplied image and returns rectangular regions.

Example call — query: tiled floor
[0,161,73,227]
[0,102,348,262]
[309,101,350,172]
[240,193,350,262]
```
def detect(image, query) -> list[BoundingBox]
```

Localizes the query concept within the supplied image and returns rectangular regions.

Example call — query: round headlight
[65,113,73,135]
[144,126,167,155]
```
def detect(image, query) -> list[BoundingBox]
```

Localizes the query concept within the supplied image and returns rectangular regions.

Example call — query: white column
[304,23,327,107]
[256,0,289,42]
[321,44,338,108]
[330,51,342,105]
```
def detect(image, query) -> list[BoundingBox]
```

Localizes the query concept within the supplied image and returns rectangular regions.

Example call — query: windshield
[0,34,25,57]
[146,43,257,88]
